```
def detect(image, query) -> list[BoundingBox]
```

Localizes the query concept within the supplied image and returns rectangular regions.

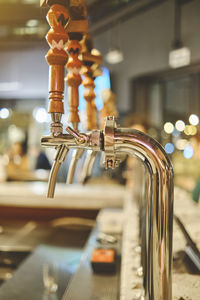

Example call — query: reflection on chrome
[41,117,174,300]
[66,149,84,184]
[81,150,98,184]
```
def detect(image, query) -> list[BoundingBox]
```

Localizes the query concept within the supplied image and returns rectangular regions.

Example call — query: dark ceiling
[0,0,166,42]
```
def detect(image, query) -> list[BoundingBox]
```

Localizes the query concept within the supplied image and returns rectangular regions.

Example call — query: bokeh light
[164,143,175,154]
[175,139,188,150]
[164,122,174,134]
[189,114,199,126]
[183,145,194,159]
[172,129,180,137]
[175,120,185,132]
[184,125,197,136]
[33,107,48,123]
[26,19,39,27]
[0,108,10,119]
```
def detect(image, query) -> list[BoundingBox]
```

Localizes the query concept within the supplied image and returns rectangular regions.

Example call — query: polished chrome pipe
[66,149,84,184]
[81,150,98,184]
[41,134,77,148]
[47,144,69,198]
[41,129,102,198]
[111,128,174,300]
[42,119,173,299]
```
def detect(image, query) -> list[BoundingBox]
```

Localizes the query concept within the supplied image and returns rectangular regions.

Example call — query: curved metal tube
[47,144,69,198]
[48,160,61,198]
[113,128,174,300]
[81,150,98,184]
[66,149,84,184]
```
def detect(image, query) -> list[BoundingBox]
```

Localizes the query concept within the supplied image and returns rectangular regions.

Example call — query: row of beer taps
[65,35,102,186]
[41,0,118,195]
[40,1,174,299]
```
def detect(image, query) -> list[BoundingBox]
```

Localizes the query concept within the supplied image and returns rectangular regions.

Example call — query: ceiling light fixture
[169,47,191,69]
[105,49,124,64]
[22,0,38,4]
[0,108,10,119]
[169,0,191,69]
[105,23,124,65]
[26,19,39,27]
[0,81,21,91]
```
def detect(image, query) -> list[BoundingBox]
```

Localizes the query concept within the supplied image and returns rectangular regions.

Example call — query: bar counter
[0,184,199,299]
[0,182,125,221]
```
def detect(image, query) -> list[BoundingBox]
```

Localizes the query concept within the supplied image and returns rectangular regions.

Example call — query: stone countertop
[174,187,200,251]
[172,187,200,300]
[120,187,200,300]
[0,245,82,300]
[0,225,91,300]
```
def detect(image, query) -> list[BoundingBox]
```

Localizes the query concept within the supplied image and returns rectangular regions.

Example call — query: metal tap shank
[41,129,102,197]
[66,149,85,184]
[41,119,173,300]
[47,144,69,198]
[81,150,98,184]
[108,126,174,300]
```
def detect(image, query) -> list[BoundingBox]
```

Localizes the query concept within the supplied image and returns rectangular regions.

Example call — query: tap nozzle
[42,128,103,196]
[66,148,84,184]
[81,150,98,184]
[48,144,69,198]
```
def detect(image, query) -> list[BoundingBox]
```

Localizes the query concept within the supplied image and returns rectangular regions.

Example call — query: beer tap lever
[41,3,174,299]
[66,126,88,145]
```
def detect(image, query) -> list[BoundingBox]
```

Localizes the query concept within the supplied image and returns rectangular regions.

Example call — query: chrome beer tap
[41,3,174,299]
[81,149,98,184]
[67,36,102,184]
[81,88,119,184]
[48,144,69,198]
[44,1,70,136]
[41,0,70,196]
[66,148,84,184]
[65,0,88,184]
[41,116,174,300]
[80,39,102,184]
[41,125,102,196]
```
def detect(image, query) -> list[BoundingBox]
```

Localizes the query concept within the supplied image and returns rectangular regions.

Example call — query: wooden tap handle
[67,85,81,123]
[90,50,102,130]
[81,34,102,130]
[82,68,96,130]
[40,0,47,7]
[91,98,97,130]
[64,0,89,127]
[66,40,82,124]
[45,4,69,114]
